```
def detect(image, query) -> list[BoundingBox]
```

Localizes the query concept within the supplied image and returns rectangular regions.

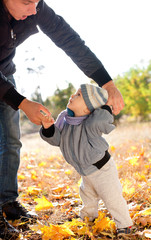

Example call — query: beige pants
[79,158,133,229]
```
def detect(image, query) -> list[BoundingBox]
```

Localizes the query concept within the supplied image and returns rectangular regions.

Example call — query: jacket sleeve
[37,0,112,87]
[86,107,115,137]
[40,125,61,146]
[0,72,25,110]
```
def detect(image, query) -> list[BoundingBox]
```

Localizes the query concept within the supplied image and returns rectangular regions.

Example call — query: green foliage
[44,82,76,119]
[115,61,151,120]
[31,86,44,104]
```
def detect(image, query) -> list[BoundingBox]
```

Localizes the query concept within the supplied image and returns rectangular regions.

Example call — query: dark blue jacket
[0,0,111,110]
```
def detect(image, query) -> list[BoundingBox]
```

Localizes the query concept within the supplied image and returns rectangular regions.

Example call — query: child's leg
[79,175,99,221]
[94,159,133,229]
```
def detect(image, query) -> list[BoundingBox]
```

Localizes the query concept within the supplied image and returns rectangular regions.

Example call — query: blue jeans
[0,75,22,206]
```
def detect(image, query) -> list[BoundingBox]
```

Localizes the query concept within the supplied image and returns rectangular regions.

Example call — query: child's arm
[40,111,61,146]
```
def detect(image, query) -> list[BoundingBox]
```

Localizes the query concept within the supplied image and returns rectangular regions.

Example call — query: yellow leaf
[122,179,135,197]
[131,146,137,150]
[110,145,116,152]
[76,225,88,235]
[133,208,151,220]
[41,223,74,240]
[129,157,139,166]
[92,212,115,234]
[52,185,67,193]
[65,218,85,228]
[38,161,47,167]
[116,164,123,170]
[123,185,135,196]
[34,196,54,211]
[63,218,86,234]
[18,174,25,180]
[31,175,38,180]
[26,164,35,169]
[142,208,151,216]
[31,170,37,175]
[65,169,73,175]
[134,172,147,182]
[44,172,53,178]
[26,186,41,196]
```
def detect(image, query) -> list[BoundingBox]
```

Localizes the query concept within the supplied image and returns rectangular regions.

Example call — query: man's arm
[0,74,51,125]
[18,99,51,125]
[37,1,124,114]
[37,1,110,84]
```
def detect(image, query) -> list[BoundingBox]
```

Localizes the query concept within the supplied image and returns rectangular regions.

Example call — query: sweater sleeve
[90,67,112,87]
[0,72,25,110]
[37,0,112,87]
[41,124,55,137]
[40,125,61,146]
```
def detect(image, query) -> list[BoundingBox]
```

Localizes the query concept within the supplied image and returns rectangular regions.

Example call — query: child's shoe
[117,226,133,239]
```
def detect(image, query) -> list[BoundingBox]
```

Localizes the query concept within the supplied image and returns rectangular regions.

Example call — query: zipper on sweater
[11,29,16,40]
[9,26,16,47]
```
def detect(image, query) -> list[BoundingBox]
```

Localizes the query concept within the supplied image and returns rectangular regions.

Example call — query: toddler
[40,83,133,238]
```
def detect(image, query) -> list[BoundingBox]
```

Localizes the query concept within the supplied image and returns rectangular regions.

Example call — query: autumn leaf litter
[9,128,151,240]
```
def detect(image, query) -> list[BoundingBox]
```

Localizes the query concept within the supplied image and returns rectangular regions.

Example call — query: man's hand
[18,99,51,125]
[102,80,124,115]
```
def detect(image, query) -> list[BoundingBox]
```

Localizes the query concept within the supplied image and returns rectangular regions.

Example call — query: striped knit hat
[80,83,108,112]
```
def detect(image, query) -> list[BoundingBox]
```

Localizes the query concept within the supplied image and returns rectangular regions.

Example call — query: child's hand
[40,111,54,129]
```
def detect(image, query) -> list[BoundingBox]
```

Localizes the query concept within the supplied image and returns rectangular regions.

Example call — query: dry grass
[12,121,151,240]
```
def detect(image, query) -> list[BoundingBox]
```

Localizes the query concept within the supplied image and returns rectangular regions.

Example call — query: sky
[14,0,151,100]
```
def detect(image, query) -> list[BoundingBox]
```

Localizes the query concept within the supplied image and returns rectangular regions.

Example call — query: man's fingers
[112,108,120,115]
[40,110,47,116]
[106,101,121,115]
[106,95,125,115]
[40,107,51,116]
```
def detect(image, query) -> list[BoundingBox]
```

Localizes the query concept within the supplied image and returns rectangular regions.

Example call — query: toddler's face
[67,88,90,117]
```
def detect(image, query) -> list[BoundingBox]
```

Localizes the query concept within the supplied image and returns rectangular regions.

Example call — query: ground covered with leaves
[9,133,151,240]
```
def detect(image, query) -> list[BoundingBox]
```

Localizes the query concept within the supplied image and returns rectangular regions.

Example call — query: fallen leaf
[34,196,54,211]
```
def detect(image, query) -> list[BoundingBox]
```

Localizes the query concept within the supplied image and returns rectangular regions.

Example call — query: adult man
[0,0,124,238]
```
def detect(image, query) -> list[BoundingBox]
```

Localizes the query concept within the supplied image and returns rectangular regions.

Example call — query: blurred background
[13,0,151,132]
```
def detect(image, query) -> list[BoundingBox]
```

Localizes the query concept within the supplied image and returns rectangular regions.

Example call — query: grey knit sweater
[40,106,115,176]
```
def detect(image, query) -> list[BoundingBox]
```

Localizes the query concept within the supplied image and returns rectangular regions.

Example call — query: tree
[115,61,151,120]
[31,86,43,104]
[44,83,76,119]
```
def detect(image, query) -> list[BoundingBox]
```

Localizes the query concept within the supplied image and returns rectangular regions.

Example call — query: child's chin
[67,104,71,109]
